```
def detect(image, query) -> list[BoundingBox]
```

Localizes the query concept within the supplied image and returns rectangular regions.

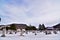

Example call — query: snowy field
[0,31,60,40]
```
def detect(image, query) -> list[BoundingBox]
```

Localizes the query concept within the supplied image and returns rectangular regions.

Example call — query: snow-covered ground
[0,31,60,40]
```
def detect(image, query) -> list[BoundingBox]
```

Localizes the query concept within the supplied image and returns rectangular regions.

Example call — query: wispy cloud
[0,0,60,27]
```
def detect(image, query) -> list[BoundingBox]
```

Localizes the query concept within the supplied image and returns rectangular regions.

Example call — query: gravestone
[1,28,6,37]
[20,29,25,36]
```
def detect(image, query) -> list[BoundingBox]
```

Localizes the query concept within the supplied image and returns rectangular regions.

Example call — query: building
[53,23,60,30]
[46,27,53,30]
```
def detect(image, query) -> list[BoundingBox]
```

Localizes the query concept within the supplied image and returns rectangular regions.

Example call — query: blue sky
[0,0,60,27]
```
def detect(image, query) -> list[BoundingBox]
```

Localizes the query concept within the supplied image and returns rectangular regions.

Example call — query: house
[0,25,10,30]
[46,27,54,30]
[0,25,6,29]
[53,23,60,30]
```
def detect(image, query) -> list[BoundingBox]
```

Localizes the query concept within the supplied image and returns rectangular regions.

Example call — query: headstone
[35,32,37,35]
[45,30,51,35]
[1,28,6,37]
[53,30,57,34]
[20,29,25,36]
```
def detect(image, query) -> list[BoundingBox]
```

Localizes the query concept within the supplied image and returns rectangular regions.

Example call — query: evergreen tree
[39,24,45,30]
[10,24,16,30]
[39,24,42,30]
[6,27,10,30]
[42,24,46,30]
[25,25,37,30]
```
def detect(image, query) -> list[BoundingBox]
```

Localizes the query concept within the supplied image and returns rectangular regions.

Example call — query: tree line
[5,24,46,31]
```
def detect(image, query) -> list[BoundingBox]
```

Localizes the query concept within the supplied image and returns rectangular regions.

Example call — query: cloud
[0,0,60,27]
[23,0,60,26]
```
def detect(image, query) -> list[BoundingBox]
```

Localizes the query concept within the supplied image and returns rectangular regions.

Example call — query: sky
[0,0,60,27]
